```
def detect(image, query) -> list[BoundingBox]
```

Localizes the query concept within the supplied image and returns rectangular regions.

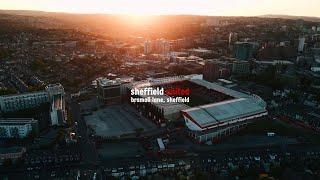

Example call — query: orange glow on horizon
[0,0,319,17]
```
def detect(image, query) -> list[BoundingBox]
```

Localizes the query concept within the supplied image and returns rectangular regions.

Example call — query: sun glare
[0,0,320,17]
[122,14,153,26]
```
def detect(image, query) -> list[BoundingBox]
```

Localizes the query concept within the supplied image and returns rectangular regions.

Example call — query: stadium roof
[189,78,250,99]
[128,75,267,125]
[182,98,267,128]
[182,79,267,129]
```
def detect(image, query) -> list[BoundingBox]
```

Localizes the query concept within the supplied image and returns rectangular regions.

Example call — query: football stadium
[125,75,268,143]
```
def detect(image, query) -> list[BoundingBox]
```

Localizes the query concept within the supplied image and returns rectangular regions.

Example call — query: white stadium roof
[182,79,267,130]
[182,98,267,129]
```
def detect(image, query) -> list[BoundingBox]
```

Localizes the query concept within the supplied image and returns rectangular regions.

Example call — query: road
[70,100,99,166]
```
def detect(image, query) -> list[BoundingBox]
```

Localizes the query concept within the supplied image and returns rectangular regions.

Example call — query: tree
[134,128,144,137]
[27,131,37,140]
[315,92,320,104]
[31,59,46,71]
[3,159,12,168]
[0,88,16,95]
[0,48,12,59]
[299,76,312,89]
[0,127,8,138]
[287,91,300,103]
[10,127,19,138]
[270,164,282,178]
[193,170,209,180]
[254,65,283,89]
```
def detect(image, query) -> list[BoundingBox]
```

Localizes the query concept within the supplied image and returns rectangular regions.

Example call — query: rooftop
[0,147,26,154]
[189,48,212,53]
[189,78,250,99]
[182,98,266,128]
[95,77,133,87]
[0,91,47,98]
[0,118,38,125]
[97,78,121,87]
[182,79,267,129]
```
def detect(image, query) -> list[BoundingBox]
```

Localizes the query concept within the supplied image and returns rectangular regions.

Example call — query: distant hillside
[0,10,206,39]
[1,10,319,39]
[261,14,320,22]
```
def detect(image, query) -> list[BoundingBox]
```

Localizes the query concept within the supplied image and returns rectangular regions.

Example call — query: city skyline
[1,0,320,17]
[1,1,320,179]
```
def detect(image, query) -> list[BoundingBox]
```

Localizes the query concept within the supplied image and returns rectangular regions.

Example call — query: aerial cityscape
[0,0,320,179]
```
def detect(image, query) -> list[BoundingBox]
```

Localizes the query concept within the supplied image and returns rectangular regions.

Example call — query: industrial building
[0,84,66,126]
[232,60,251,75]
[203,60,232,82]
[0,91,48,113]
[0,118,39,138]
[144,39,170,55]
[96,77,132,105]
[234,42,259,60]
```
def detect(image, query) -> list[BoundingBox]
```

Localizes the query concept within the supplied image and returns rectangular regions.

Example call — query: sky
[0,0,320,17]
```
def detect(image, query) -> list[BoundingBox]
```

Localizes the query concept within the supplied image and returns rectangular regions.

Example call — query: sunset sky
[0,0,320,17]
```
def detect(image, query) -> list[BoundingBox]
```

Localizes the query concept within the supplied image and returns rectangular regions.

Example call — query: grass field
[186,94,212,107]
